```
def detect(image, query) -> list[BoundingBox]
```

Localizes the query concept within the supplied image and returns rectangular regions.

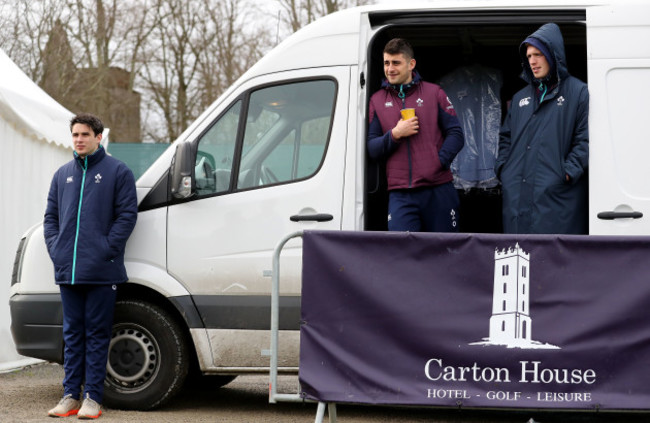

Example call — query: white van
[10,0,650,410]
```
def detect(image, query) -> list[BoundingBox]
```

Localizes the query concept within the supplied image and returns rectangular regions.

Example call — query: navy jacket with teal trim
[44,146,138,285]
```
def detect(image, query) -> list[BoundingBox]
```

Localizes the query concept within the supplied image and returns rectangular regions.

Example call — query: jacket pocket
[100,236,115,261]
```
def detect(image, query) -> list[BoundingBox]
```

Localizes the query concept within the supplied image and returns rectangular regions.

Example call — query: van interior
[364,10,588,233]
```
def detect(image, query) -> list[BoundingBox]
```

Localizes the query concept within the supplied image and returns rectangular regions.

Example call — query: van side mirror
[170,142,195,199]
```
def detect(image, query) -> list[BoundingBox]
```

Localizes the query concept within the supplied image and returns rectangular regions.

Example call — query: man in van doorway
[368,38,464,232]
[44,113,138,419]
[495,23,589,234]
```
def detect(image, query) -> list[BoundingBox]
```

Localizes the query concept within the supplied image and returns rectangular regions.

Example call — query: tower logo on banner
[470,244,559,350]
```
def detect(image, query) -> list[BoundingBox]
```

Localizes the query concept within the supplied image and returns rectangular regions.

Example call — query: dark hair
[70,113,104,136]
[383,38,414,60]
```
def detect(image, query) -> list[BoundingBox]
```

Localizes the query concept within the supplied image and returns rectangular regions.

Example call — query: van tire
[103,300,190,410]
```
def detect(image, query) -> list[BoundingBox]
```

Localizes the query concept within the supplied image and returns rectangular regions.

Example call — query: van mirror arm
[170,142,196,199]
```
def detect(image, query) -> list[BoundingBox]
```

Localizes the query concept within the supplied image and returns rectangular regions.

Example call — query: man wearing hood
[495,23,589,234]
[368,38,464,232]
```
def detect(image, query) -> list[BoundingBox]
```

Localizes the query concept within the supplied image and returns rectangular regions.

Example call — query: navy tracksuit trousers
[387,182,460,232]
[60,284,117,403]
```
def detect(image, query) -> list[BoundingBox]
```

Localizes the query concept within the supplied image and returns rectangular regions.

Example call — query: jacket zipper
[71,157,88,284]
[403,98,412,187]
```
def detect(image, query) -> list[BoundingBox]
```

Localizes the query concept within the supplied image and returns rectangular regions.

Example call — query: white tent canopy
[0,48,73,370]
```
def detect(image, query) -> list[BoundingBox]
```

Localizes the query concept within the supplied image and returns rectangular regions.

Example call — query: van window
[194,101,241,195]
[237,80,335,190]
[193,79,335,196]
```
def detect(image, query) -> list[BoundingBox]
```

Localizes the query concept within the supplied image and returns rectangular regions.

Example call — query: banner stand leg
[328,402,337,422]
[314,402,326,423]
[314,402,338,423]
[270,231,338,423]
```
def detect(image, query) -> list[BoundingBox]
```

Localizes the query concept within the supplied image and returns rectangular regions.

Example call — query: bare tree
[0,0,371,144]
[0,0,69,81]
[64,0,156,129]
[277,0,371,33]
[139,0,270,142]
[138,0,205,142]
[196,0,269,111]
[0,0,156,142]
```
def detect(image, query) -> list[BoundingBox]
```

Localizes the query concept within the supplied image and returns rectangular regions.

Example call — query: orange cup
[400,108,415,120]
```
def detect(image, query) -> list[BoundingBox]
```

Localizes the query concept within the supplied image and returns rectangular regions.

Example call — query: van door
[166,67,349,355]
[588,4,650,235]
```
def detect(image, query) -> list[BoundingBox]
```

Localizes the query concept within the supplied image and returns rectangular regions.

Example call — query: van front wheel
[103,300,190,410]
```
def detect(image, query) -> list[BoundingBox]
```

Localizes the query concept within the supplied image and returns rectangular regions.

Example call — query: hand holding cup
[392,108,419,140]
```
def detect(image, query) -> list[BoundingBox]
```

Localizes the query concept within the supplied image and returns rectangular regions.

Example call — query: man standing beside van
[495,23,589,234]
[44,113,138,419]
[368,38,464,232]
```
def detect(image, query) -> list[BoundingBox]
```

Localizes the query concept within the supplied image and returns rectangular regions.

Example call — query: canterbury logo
[519,97,531,107]
[445,96,454,110]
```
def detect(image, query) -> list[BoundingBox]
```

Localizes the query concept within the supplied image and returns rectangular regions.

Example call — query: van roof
[137,0,631,187]
[240,0,613,80]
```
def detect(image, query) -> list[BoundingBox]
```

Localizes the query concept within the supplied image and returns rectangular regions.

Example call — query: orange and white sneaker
[48,394,81,417]
[77,394,102,419]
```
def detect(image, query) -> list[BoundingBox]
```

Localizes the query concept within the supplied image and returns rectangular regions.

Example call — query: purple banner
[298,230,650,410]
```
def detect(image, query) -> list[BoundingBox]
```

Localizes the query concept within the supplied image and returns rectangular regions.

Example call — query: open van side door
[588,3,650,235]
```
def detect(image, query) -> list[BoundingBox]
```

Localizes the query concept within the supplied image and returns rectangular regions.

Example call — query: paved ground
[0,363,313,423]
[2,363,650,422]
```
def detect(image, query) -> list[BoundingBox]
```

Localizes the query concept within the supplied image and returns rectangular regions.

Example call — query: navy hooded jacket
[495,23,589,234]
[44,146,138,285]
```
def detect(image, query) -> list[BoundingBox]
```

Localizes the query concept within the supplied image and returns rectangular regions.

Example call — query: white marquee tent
[0,48,73,371]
